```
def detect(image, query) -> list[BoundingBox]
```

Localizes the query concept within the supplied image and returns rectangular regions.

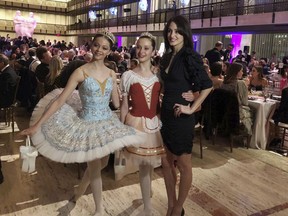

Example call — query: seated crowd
[1,35,288,133]
[202,41,288,141]
[0,35,143,113]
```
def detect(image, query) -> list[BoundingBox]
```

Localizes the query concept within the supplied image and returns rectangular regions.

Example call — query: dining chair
[273,80,281,95]
[194,93,214,159]
[210,88,251,152]
[2,76,21,133]
[268,120,288,156]
[194,117,203,159]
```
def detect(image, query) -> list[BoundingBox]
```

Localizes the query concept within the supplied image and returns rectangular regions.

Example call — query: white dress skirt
[30,76,144,164]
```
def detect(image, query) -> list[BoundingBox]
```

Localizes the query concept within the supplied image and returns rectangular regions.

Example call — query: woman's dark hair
[210,62,223,76]
[252,65,264,79]
[36,46,48,60]
[163,15,193,51]
[223,61,230,70]
[224,62,243,84]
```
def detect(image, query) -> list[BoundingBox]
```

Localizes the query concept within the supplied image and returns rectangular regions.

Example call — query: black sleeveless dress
[160,47,212,155]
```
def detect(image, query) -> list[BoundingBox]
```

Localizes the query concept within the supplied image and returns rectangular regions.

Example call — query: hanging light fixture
[109,7,117,15]
[139,0,148,11]
[180,0,190,7]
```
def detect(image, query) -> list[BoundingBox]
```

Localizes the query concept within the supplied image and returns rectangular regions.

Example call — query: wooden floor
[1,107,288,216]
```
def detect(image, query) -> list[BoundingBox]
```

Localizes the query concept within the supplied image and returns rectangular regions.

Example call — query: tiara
[96,29,115,44]
[140,32,156,41]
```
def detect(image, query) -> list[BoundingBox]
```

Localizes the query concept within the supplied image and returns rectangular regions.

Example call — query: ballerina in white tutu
[20,30,143,216]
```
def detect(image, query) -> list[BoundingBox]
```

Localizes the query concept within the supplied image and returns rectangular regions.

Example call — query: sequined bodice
[78,76,113,121]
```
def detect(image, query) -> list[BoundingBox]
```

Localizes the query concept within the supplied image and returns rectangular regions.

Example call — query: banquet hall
[0,0,288,216]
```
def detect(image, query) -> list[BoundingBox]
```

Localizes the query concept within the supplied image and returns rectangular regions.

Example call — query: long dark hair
[252,65,264,79]
[224,62,243,84]
[163,15,193,51]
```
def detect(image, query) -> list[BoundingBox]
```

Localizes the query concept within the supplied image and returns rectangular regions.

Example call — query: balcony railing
[67,0,288,31]
[0,19,66,35]
[0,0,67,14]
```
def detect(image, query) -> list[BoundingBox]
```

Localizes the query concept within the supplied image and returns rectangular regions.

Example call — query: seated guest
[269,62,278,74]
[105,60,118,73]
[44,55,64,94]
[202,57,210,66]
[248,57,258,72]
[210,61,223,89]
[220,62,253,135]
[129,58,139,70]
[35,46,52,83]
[222,61,230,76]
[59,59,86,88]
[272,85,288,125]
[233,50,246,63]
[0,54,18,108]
[259,59,269,75]
[248,66,268,91]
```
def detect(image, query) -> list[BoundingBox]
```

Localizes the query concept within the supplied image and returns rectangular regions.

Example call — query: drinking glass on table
[250,86,256,95]
[263,87,270,102]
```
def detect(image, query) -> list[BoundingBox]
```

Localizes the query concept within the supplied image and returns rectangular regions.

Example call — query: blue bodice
[78,77,113,121]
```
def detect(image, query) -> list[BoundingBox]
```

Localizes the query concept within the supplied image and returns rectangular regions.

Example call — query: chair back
[36,79,45,99]
[211,88,240,136]
[13,76,21,105]
[273,80,281,95]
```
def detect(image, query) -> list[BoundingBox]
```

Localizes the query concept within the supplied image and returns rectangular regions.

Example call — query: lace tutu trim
[30,89,144,163]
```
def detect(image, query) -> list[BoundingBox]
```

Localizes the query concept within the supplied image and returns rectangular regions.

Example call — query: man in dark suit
[221,43,234,62]
[35,46,51,83]
[205,41,223,66]
[0,54,18,108]
[59,59,86,88]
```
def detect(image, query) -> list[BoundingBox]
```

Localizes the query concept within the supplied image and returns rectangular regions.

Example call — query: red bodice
[129,82,161,119]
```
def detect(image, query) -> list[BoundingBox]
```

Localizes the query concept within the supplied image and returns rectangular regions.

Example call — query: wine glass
[250,87,256,95]
[263,88,270,102]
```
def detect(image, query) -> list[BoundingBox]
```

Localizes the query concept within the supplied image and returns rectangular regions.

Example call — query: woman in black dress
[160,15,213,216]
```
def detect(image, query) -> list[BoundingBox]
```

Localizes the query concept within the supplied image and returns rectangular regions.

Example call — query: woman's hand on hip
[173,104,192,117]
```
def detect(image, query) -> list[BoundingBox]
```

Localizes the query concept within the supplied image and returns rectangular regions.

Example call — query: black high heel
[181,208,185,216]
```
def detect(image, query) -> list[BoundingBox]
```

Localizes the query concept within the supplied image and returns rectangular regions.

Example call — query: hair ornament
[140,32,156,41]
[96,29,115,44]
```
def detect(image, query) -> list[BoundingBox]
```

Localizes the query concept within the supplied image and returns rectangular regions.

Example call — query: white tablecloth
[248,98,278,149]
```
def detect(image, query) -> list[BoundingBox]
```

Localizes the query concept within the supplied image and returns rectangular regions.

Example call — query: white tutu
[30,89,144,163]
